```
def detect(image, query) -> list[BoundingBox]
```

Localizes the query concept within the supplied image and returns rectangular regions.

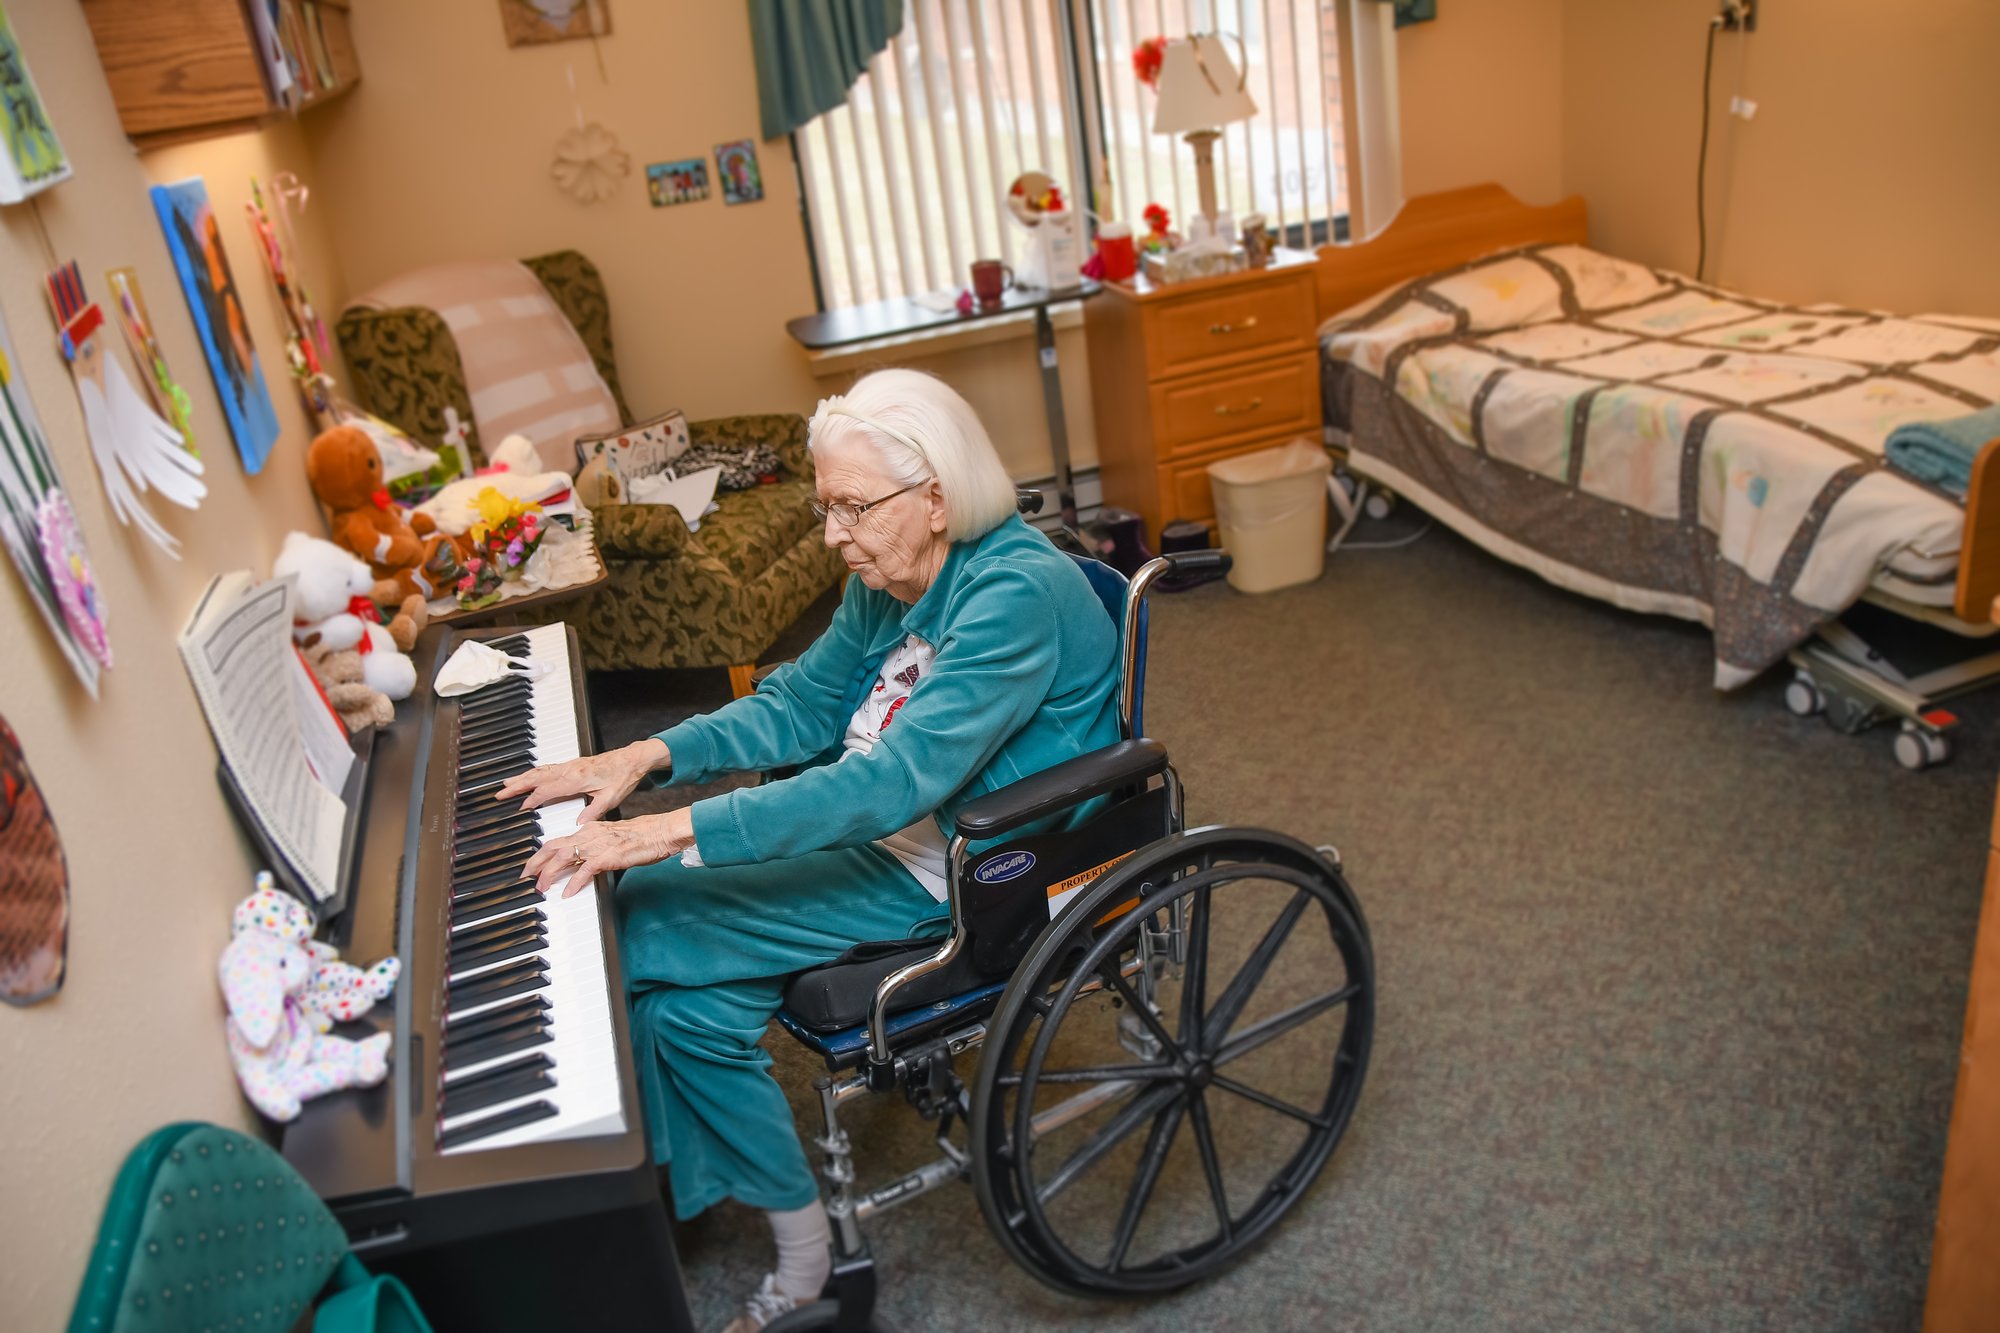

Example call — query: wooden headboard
[1311,183,1590,324]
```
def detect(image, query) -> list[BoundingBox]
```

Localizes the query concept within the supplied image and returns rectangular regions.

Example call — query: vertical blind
[796,0,1349,310]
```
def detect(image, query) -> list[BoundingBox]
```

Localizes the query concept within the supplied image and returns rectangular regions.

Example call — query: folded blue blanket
[1885,404,2000,496]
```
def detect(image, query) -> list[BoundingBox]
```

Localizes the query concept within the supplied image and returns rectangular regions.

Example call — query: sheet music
[179,574,346,901]
[289,644,353,795]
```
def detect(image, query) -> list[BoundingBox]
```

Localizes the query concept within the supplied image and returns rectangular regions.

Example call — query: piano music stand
[215,726,377,927]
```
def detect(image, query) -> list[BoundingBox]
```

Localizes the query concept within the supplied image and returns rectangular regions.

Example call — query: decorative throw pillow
[575,410,691,502]
[678,440,782,491]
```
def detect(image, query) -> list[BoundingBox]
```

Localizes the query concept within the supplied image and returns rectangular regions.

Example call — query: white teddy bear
[274,531,420,702]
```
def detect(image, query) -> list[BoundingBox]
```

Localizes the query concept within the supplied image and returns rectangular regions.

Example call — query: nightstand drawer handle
[1208,316,1260,335]
[1214,397,1264,416]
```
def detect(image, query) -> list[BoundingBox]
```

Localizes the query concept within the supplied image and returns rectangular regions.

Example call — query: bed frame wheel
[1893,722,1951,771]
[968,829,1374,1298]
[1362,489,1397,521]
[1784,671,1825,718]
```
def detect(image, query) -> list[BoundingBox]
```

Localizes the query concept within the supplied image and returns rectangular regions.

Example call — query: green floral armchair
[336,251,843,686]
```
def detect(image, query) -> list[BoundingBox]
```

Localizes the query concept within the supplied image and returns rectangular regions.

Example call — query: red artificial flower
[1143,202,1171,235]
[1132,37,1167,89]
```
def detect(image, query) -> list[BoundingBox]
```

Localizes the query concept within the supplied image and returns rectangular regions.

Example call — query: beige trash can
[1206,439,1332,593]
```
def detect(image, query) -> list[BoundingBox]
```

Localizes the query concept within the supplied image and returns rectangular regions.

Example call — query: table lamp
[1150,34,1258,231]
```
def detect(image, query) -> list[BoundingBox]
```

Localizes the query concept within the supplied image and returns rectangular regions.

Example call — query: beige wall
[1396,0,1566,207]
[1563,0,2000,313]
[303,0,1094,480]
[0,2,354,1325]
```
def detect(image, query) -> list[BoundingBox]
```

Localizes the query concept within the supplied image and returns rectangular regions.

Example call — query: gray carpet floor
[592,524,1992,1332]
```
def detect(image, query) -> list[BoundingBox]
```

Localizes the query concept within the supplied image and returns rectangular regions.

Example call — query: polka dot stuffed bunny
[231,879,401,1025]
[219,875,392,1122]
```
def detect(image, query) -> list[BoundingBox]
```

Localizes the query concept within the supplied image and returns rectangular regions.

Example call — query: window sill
[800,298,1088,378]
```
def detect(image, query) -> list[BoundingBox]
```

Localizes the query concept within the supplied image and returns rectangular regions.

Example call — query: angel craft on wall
[551,121,628,204]
[0,713,70,1006]
[152,178,281,474]
[500,0,610,46]
[46,261,206,560]
[0,302,107,694]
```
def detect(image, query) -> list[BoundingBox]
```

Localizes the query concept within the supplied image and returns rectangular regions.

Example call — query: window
[795,0,1350,311]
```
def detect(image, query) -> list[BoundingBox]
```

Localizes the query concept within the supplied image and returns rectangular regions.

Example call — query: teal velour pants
[614,843,949,1221]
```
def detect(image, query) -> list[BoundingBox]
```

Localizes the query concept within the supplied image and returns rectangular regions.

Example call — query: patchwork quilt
[1320,244,2000,687]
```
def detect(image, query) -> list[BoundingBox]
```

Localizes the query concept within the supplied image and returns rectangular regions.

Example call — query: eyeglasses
[811,480,925,527]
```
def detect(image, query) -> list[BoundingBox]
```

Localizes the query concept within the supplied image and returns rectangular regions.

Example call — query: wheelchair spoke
[1107,1097,1187,1272]
[1214,981,1362,1069]
[998,1062,1181,1087]
[1104,967,1185,1064]
[1034,1082,1183,1205]
[1187,1090,1235,1244]
[1213,1074,1333,1130]
[1202,889,1309,1049]
[1177,884,1211,1052]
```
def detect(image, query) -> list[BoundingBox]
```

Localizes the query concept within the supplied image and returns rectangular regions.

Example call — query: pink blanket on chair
[351,261,621,472]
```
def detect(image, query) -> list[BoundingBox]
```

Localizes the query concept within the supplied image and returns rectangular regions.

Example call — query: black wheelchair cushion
[782,936,1005,1034]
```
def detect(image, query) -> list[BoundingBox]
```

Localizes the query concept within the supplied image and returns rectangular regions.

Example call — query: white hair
[808,368,1018,542]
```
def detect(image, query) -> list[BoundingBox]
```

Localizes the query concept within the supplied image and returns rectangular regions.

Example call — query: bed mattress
[1320,244,2000,687]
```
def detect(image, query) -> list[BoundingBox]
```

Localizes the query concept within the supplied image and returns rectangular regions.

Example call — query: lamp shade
[1151,34,1258,135]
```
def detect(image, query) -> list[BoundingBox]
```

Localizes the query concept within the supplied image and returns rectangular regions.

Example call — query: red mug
[1097,222,1136,282]
[970,259,1014,307]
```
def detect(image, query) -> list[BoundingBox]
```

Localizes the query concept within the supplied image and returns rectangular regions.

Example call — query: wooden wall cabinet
[80,0,359,150]
[1083,249,1325,547]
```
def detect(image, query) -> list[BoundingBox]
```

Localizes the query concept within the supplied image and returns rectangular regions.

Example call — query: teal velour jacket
[654,515,1122,868]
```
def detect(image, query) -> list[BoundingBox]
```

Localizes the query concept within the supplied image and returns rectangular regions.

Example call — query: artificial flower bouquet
[454,486,545,610]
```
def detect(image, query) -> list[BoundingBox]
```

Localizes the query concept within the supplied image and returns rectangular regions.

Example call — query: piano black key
[458,773,526,802]
[457,760,536,793]
[458,749,535,782]
[485,634,531,654]
[457,800,537,834]
[444,1049,555,1095]
[438,1099,560,1151]
[452,861,534,896]
[459,730,536,765]
[448,908,546,952]
[453,873,536,906]
[444,995,548,1049]
[448,961,548,1011]
[452,840,539,881]
[443,1021,553,1072]
[452,904,540,939]
[441,1065,556,1120]
[449,922,546,971]
[457,686,531,717]
[457,817,540,852]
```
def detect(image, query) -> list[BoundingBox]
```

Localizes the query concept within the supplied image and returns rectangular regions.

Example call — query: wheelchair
[753,529,1377,1331]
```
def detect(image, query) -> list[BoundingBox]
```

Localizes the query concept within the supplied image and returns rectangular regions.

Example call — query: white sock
[767,1201,832,1302]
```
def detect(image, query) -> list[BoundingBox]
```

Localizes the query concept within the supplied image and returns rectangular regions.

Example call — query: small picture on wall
[0,1,72,204]
[499,0,610,47]
[715,140,763,206]
[646,158,708,208]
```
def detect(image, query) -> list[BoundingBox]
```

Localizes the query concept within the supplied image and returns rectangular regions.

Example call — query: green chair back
[68,1121,430,1333]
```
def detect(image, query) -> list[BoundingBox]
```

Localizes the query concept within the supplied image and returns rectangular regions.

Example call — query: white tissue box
[1143,244,1248,285]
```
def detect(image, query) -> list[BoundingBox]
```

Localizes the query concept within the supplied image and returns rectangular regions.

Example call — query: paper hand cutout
[47,263,205,559]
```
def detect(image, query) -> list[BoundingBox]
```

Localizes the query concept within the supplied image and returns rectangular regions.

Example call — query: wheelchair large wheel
[968,827,1373,1297]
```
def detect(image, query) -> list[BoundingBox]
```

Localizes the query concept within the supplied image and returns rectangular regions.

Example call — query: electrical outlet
[1718,0,1757,31]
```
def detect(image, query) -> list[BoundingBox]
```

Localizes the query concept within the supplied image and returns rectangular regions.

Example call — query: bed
[1312,186,2000,717]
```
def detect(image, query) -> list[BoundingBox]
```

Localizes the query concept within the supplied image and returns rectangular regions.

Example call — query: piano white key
[440,626,625,1153]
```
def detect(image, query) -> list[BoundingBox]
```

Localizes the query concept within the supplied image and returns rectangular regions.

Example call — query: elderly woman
[498,368,1120,1330]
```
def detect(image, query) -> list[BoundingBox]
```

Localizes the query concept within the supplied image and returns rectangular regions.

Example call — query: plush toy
[415,434,580,536]
[274,531,419,703]
[304,943,401,1025]
[301,639,393,733]
[306,424,464,601]
[219,876,391,1123]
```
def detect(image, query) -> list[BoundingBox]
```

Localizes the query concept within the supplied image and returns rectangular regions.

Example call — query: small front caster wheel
[1363,490,1396,521]
[1893,724,1951,771]
[1784,673,1824,718]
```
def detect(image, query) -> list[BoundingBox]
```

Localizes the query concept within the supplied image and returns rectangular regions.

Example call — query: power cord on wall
[1695,15,1723,282]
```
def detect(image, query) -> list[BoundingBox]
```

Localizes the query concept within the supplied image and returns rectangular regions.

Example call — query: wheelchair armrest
[954,738,1168,840]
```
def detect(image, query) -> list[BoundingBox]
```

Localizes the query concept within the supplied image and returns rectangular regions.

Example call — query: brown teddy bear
[300,640,393,734]
[306,425,464,602]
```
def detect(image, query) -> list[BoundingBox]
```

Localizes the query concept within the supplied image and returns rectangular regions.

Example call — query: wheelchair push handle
[1161,547,1231,578]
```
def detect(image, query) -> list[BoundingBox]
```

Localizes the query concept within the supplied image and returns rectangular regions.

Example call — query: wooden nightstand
[1083,248,1322,547]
